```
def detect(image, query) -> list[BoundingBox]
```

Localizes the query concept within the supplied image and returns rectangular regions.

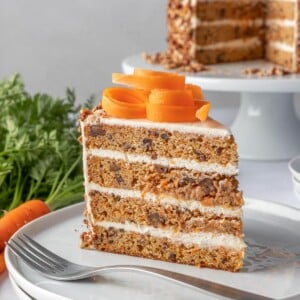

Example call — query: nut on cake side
[79,69,246,272]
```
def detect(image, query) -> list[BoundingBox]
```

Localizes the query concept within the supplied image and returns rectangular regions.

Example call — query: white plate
[9,275,33,300]
[5,199,300,300]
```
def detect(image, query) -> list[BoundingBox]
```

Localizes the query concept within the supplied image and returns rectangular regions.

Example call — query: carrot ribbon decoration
[106,69,210,122]
[112,69,185,90]
[102,87,147,119]
[147,89,198,122]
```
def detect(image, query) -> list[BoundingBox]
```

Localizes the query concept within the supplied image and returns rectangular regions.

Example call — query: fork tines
[7,234,68,274]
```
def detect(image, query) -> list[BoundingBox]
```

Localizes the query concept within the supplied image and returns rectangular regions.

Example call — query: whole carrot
[0,200,50,252]
[0,251,5,273]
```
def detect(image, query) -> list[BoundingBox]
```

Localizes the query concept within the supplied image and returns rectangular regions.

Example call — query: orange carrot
[102,87,147,119]
[149,89,194,106]
[185,84,204,100]
[106,69,211,122]
[0,200,50,252]
[0,251,5,273]
[112,72,185,90]
[196,102,211,122]
[147,103,198,122]
[195,100,210,109]
[146,89,199,122]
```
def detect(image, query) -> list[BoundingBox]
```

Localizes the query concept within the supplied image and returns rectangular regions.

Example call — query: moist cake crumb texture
[80,107,246,272]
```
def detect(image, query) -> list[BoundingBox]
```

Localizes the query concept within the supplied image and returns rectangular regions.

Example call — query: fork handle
[93,265,272,300]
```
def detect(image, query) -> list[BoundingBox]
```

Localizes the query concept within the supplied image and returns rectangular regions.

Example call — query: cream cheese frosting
[191,18,264,29]
[97,221,246,250]
[83,110,231,138]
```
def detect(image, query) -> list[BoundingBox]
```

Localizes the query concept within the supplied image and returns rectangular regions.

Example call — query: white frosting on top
[197,37,261,51]
[97,221,246,250]
[87,183,242,218]
[88,149,238,175]
[84,110,231,138]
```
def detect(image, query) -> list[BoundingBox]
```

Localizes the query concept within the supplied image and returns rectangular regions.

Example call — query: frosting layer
[97,221,246,250]
[83,110,231,138]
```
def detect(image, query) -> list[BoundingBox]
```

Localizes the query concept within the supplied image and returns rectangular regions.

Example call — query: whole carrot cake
[164,0,300,72]
[79,69,245,272]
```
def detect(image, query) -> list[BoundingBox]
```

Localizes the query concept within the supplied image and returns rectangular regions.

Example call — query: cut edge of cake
[79,107,246,272]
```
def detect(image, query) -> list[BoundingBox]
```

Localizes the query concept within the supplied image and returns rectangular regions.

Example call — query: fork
[7,234,272,300]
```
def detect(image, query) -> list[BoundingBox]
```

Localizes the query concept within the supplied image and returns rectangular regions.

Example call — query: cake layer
[88,190,243,236]
[87,184,243,218]
[81,227,245,272]
[196,0,264,21]
[84,122,237,167]
[196,21,263,46]
[265,22,295,46]
[265,0,296,20]
[88,149,237,175]
[85,124,237,166]
[265,45,295,70]
[196,42,263,64]
[87,156,243,207]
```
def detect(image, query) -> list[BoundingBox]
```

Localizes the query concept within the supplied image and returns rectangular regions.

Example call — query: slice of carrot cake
[79,69,245,272]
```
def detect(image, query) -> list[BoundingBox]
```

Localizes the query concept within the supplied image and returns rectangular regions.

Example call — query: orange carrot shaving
[149,89,194,106]
[102,87,147,119]
[0,251,5,273]
[147,89,198,122]
[196,102,211,122]
[112,72,185,90]
[0,200,50,252]
[185,84,204,100]
[105,69,211,122]
[147,103,198,122]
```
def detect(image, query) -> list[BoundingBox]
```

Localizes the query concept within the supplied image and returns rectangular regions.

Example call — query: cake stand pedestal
[122,55,300,160]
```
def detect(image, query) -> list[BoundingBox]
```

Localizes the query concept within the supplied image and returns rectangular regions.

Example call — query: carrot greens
[0,74,93,213]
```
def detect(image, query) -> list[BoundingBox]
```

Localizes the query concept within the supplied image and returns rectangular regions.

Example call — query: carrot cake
[164,0,300,72]
[79,69,245,272]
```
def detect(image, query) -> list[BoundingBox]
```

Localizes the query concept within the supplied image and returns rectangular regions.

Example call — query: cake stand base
[231,93,300,160]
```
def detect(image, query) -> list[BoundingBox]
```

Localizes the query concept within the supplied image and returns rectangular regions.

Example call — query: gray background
[0,0,299,113]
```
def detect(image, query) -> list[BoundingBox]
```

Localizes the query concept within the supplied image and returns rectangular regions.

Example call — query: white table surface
[1,107,300,300]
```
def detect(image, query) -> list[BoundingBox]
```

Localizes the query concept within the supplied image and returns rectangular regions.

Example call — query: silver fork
[7,234,272,300]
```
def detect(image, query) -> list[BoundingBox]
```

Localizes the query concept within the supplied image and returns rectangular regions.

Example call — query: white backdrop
[0,0,299,113]
[0,0,167,102]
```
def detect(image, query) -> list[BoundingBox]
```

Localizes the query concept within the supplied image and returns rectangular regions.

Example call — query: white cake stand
[122,55,300,160]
